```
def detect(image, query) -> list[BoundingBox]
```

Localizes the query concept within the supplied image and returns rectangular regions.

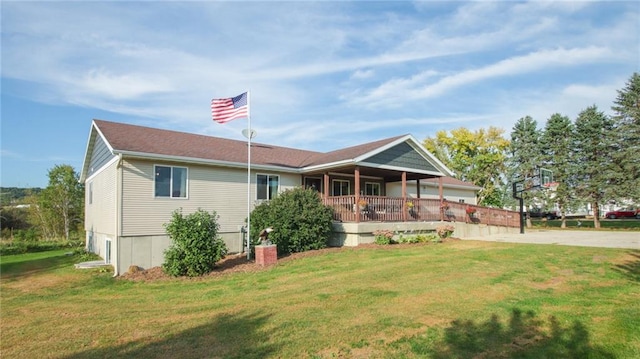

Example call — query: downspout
[439,177,444,221]
[113,153,123,277]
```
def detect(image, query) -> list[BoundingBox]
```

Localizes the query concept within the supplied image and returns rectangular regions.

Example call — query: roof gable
[366,142,438,172]
[81,120,454,181]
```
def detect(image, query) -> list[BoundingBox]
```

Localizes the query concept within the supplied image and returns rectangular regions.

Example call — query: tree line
[424,73,639,228]
[1,165,84,242]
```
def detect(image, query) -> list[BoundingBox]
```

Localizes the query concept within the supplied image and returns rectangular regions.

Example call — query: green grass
[1,242,639,358]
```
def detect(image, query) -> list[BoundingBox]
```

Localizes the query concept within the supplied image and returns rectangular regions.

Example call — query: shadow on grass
[398,309,614,358]
[613,250,640,283]
[62,311,276,359]
[0,253,77,280]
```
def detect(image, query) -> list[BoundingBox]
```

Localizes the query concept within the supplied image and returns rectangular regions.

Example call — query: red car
[605,208,640,219]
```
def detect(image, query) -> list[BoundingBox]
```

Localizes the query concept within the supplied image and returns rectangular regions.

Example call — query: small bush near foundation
[436,224,455,239]
[373,229,395,245]
[163,208,227,277]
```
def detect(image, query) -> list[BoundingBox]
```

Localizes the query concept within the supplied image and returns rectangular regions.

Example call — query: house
[81,119,515,275]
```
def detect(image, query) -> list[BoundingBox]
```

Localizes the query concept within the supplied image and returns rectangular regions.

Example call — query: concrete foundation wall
[330,221,518,246]
[116,231,246,273]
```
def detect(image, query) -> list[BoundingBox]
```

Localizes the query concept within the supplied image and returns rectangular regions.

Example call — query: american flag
[211,92,249,124]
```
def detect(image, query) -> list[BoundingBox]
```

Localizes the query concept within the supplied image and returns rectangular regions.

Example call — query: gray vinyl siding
[87,133,115,178]
[368,142,438,172]
[120,159,301,237]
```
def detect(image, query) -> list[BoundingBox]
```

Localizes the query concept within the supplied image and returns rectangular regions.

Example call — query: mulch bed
[119,239,458,282]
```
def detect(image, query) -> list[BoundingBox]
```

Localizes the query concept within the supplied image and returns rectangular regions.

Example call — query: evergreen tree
[610,72,640,201]
[540,113,575,227]
[573,106,614,228]
[508,116,541,225]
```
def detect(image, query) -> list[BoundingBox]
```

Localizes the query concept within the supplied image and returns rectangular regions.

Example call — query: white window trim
[154,165,189,199]
[332,179,351,196]
[104,238,112,264]
[256,173,280,201]
[364,182,381,196]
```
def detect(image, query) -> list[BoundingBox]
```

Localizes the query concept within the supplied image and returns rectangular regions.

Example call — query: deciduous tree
[423,127,509,207]
[34,165,84,240]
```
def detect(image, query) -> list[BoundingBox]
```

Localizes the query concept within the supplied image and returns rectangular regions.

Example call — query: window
[332,179,350,196]
[304,177,322,192]
[88,182,93,205]
[364,182,381,196]
[458,199,465,203]
[257,174,279,200]
[155,165,187,198]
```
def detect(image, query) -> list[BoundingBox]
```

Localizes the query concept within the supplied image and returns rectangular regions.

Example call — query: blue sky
[1,1,638,188]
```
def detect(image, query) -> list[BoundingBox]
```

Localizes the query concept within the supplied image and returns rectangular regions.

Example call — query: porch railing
[323,195,520,228]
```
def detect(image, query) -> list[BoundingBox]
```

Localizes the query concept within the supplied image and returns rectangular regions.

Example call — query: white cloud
[350,69,375,80]
[1,1,638,155]
[350,46,618,108]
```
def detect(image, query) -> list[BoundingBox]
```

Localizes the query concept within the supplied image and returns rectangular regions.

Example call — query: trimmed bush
[162,208,227,277]
[250,187,334,255]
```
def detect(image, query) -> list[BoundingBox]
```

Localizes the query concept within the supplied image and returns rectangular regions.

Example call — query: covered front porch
[323,195,520,228]
[300,134,520,230]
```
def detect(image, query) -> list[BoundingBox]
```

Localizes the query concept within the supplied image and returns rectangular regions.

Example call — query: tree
[31,165,84,240]
[573,106,615,228]
[162,208,227,277]
[423,127,510,207]
[540,113,576,227]
[508,116,541,226]
[610,72,640,202]
[250,187,333,255]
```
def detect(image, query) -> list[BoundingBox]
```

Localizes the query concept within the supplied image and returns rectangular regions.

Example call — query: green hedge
[0,240,84,256]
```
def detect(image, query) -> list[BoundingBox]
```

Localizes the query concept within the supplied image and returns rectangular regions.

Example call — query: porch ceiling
[306,165,440,182]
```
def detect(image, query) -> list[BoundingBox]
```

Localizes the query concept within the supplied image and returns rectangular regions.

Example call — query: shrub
[162,208,227,277]
[373,229,395,245]
[250,187,334,255]
[436,224,455,239]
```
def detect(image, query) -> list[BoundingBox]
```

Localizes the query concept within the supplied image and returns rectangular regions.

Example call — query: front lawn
[1,241,638,358]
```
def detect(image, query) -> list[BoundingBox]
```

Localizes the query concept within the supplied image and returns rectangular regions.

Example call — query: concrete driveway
[463,229,639,249]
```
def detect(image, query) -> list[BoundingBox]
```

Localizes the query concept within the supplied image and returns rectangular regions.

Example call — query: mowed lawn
[1,241,639,359]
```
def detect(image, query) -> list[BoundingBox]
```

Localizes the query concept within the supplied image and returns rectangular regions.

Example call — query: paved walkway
[463,229,639,249]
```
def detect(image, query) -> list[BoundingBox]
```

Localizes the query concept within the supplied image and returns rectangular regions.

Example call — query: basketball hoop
[543,181,559,191]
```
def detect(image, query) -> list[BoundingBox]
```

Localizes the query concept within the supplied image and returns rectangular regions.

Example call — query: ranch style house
[81,119,516,275]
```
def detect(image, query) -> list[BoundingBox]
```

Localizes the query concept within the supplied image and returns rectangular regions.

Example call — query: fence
[323,196,520,228]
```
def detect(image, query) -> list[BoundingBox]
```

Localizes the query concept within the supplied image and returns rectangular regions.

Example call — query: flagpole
[246,90,251,260]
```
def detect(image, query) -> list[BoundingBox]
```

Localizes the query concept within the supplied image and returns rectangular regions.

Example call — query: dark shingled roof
[93,119,405,169]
